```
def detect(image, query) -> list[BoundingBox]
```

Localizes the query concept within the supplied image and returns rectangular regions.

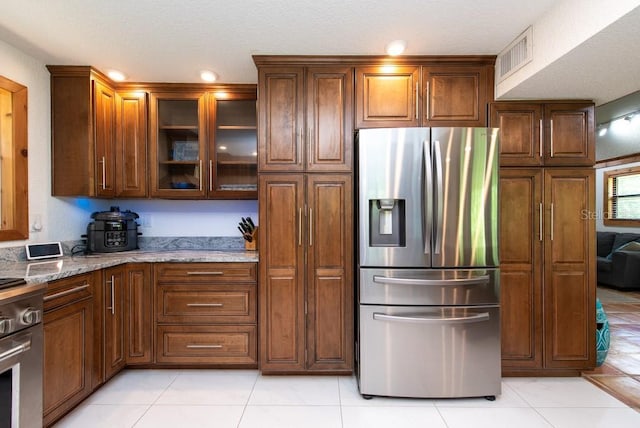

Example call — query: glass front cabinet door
[149,92,207,198]
[208,91,257,199]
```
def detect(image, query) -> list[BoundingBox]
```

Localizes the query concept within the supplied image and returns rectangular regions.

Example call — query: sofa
[597,231,640,290]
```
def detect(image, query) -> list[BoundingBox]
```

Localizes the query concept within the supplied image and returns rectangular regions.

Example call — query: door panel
[543,103,594,166]
[490,103,542,166]
[94,80,115,197]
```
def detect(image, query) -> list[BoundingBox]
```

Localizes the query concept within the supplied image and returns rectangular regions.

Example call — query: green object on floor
[596,298,610,367]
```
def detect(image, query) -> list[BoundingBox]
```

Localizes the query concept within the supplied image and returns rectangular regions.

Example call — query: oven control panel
[0,289,44,339]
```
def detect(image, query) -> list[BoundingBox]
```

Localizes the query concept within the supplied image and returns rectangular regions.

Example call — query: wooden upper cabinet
[258,67,305,172]
[115,91,148,197]
[423,65,490,127]
[355,65,420,128]
[94,80,116,197]
[258,66,353,172]
[490,101,594,167]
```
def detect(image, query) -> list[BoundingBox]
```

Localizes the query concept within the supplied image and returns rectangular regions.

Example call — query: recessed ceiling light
[107,69,126,82]
[218,145,227,151]
[200,70,218,82]
[386,40,407,56]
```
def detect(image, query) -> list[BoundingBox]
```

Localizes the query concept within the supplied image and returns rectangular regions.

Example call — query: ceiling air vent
[497,26,532,82]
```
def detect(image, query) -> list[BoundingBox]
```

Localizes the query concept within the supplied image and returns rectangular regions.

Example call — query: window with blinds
[605,165,640,226]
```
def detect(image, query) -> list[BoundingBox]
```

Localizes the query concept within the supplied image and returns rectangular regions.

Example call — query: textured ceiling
[0,0,638,106]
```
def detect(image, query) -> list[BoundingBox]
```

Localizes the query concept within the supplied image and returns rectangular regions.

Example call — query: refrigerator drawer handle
[373,312,490,324]
[372,275,490,286]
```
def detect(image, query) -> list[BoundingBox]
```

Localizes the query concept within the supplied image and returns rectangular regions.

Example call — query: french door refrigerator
[356,127,501,399]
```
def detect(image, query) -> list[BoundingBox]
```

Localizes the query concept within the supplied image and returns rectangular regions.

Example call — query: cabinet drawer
[156,325,257,365]
[44,272,94,311]
[157,284,256,323]
[154,263,256,283]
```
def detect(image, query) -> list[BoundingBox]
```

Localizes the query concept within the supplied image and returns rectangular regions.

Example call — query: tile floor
[55,285,640,428]
[582,286,640,411]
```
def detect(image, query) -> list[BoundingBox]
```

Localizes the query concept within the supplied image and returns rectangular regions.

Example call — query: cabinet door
[543,103,594,166]
[490,103,543,166]
[125,263,152,365]
[149,91,207,198]
[115,91,148,197]
[43,283,94,426]
[499,169,543,370]
[543,169,595,369]
[423,65,490,126]
[94,79,116,197]
[258,67,305,172]
[209,91,258,198]
[258,174,306,371]
[306,67,353,172]
[306,174,353,371]
[104,266,126,380]
[355,65,420,128]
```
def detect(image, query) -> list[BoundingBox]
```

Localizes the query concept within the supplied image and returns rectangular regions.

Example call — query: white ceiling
[0,0,638,106]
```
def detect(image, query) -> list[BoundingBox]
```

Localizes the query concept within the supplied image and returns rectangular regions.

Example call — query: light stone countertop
[0,249,259,284]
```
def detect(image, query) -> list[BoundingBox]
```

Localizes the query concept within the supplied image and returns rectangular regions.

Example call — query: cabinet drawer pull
[98,156,106,190]
[107,275,115,315]
[186,271,224,276]
[44,283,90,302]
[415,82,419,120]
[550,119,554,157]
[186,303,224,307]
[209,159,213,192]
[539,119,543,158]
[425,81,430,120]
[186,344,223,349]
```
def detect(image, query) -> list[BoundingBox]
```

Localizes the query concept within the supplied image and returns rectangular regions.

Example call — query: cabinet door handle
[309,208,313,247]
[415,82,419,120]
[106,275,115,315]
[98,156,106,190]
[186,344,223,349]
[425,81,430,120]
[550,203,554,241]
[549,119,554,157]
[209,159,213,192]
[187,271,224,276]
[199,159,203,191]
[298,207,302,246]
[539,203,543,241]
[44,283,90,302]
[539,119,543,159]
[186,303,223,307]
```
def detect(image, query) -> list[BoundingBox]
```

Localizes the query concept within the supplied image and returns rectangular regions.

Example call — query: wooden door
[490,103,543,166]
[543,168,595,369]
[115,91,148,197]
[306,174,353,371]
[499,169,543,371]
[423,65,490,126]
[258,174,306,371]
[125,263,152,364]
[94,79,116,197]
[305,67,353,171]
[258,67,305,172]
[103,266,126,379]
[355,65,420,128]
[543,103,594,166]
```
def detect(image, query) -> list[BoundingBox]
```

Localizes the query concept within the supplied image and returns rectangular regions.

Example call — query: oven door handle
[372,275,490,286]
[373,312,490,324]
[0,335,31,363]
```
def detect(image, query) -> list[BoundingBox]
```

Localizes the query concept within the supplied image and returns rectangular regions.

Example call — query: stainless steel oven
[0,280,46,428]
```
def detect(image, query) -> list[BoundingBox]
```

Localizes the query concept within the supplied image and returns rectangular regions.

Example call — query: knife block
[245,227,258,251]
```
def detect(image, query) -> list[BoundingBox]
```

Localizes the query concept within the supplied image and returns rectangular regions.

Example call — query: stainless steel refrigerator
[356,127,501,399]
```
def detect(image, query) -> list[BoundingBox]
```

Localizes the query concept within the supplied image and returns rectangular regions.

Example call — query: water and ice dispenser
[369,199,406,247]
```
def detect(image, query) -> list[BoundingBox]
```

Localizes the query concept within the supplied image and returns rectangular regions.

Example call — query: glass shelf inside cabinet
[157,99,202,190]
[214,99,257,193]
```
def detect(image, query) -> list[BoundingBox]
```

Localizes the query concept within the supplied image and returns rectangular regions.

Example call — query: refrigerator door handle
[373,312,490,324]
[423,139,433,255]
[433,139,443,255]
[373,275,490,286]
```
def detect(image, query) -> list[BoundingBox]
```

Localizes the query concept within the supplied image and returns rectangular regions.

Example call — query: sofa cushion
[597,256,612,272]
[611,233,640,254]
[597,232,617,257]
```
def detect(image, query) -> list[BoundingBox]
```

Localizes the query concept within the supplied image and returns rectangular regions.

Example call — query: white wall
[0,38,258,248]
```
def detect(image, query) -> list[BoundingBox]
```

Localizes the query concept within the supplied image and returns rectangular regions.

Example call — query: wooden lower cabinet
[125,263,153,364]
[154,262,258,366]
[500,168,596,375]
[258,173,353,373]
[103,265,126,380]
[43,272,96,427]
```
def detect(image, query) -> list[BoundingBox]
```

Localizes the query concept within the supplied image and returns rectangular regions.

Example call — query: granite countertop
[0,249,259,284]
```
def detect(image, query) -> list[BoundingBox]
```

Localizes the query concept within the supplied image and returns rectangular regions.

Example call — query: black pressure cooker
[85,206,141,253]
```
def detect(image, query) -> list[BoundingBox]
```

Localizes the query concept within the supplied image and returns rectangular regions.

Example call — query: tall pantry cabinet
[255,58,354,373]
[491,101,596,375]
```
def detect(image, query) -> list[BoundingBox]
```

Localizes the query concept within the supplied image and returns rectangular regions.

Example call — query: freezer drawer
[359,268,499,306]
[358,304,501,398]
